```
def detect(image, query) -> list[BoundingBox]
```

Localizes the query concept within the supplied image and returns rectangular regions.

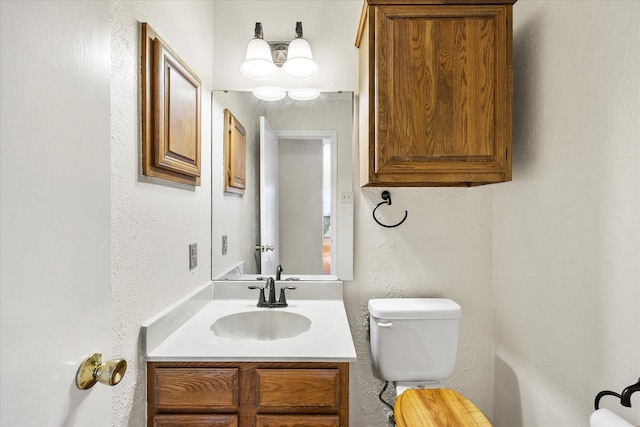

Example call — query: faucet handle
[248,285,266,306]
[277,286,297,307]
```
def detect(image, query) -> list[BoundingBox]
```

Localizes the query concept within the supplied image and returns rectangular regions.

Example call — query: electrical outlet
[340,191,353,203]
[189,243,197,270]
[222,235,228,255]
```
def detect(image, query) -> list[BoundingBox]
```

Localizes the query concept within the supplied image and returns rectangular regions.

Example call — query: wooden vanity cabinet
[147,362,349,427]
[356,0,516,186]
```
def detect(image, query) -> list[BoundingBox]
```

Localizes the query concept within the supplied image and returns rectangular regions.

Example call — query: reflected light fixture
[252,88,286,101]
[288,90,320,101]
[241,22,319,81]
[240,23,278,80]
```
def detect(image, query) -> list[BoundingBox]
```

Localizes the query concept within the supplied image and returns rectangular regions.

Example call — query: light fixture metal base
[269,42,289,66]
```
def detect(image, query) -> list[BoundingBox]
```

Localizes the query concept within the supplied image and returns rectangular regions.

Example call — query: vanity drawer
[153,368,238,411]
[256,414,339,427]
[153,414,238,427]
[256,369,340,410]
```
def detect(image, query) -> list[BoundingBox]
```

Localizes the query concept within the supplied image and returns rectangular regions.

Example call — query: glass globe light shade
[282,38,319,79]
[240,38,278,80]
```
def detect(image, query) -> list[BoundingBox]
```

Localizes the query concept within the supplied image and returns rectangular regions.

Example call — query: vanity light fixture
[241,22,319,81]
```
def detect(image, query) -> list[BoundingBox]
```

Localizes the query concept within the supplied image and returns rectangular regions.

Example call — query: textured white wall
[493,1,640,426]
[110,1,214,425]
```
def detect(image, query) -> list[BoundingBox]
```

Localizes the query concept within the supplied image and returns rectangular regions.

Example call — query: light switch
[222,235,228,255]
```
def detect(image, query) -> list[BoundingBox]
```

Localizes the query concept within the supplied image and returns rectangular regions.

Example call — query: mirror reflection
[212,91,354,281]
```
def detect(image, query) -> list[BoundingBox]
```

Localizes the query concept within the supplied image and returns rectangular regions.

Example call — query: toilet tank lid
[368,298,461,319]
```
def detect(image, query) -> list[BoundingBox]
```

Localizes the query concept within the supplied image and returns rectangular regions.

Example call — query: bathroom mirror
[212,91,354,281]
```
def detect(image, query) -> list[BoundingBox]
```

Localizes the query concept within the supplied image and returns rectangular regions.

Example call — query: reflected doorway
[260,120,337,276]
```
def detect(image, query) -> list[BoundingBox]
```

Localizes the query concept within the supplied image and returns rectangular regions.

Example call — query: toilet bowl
[368,298,491,426]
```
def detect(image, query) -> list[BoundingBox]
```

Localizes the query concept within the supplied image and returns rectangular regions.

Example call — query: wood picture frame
[141,23,201,186]
[223,109,246,195]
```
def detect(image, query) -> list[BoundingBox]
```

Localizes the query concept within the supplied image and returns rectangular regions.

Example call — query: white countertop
[142,281,357,362]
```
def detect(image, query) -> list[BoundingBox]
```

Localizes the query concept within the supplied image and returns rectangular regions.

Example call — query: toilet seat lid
[394,388,491,426]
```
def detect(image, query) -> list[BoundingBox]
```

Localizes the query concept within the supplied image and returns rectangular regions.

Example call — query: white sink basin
[210,311,311,341]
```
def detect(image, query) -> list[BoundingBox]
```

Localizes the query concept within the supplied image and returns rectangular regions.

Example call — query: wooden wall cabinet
[142,23,202,186]
[147,362,349,427]
[356,0,515,187]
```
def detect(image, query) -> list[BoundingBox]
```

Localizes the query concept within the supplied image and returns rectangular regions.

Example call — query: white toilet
[369,298,491,426]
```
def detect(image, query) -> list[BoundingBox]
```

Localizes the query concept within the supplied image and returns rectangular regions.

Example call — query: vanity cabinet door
[357,0,515,186]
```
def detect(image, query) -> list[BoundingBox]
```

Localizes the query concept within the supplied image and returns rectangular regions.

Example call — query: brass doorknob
[76,353,127,390]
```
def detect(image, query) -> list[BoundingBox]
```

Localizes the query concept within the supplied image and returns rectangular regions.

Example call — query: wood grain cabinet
[356,0,516,186]
[147,362,349,427]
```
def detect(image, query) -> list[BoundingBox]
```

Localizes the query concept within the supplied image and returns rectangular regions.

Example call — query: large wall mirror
[212,91,354,281]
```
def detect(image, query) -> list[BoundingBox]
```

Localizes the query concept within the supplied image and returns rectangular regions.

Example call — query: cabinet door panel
[256,369,340,410]
[357,2,513,186]
[153,414,238,427]
[256,415,339,427]
[376,5,508,174]
[154,368,238,411]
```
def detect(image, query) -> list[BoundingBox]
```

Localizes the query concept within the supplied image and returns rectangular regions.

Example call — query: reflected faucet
[621,377,640,407]
[276,265,283,281]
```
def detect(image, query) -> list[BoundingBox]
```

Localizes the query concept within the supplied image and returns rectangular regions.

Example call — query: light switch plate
[189,243,197,270]
[222,235,228,255]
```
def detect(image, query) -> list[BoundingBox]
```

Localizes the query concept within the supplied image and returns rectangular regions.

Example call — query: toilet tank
[368,298,461,383]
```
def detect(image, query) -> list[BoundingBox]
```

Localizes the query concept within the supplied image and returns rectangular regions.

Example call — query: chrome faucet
[276,264,283,281]
[248,276,296,308]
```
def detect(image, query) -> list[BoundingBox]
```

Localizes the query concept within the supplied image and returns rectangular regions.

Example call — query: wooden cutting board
[394,388,492,426]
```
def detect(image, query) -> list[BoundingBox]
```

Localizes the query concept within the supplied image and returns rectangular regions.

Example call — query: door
[259,116,280,274]
[0,1,112,425]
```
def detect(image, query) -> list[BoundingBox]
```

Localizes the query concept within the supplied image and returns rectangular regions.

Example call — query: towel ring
[372,191,408,228]
[594,390,622,410]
